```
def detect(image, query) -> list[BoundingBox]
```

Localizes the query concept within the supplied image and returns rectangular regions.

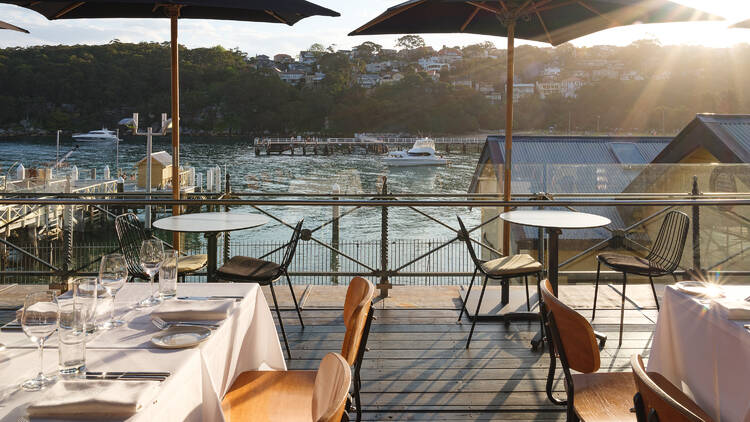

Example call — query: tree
[353,41,382,61]
[396,35,426,50]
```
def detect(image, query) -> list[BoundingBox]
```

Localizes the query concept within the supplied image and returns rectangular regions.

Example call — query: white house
[299,50,318,65]
[438,47,463,63]
[280,70,305,84]
[507,83,535,100]
[358,74,381,88]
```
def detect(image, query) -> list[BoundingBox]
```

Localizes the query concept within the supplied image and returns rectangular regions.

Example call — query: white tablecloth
[648,285,750,422]
[0,283,286,421]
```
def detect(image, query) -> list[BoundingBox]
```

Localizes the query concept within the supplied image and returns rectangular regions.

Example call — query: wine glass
[21,291,59,391]
[99,253,128,329]
[138,239,164,307]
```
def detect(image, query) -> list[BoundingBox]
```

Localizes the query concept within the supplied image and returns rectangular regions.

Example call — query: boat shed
[467,135,671,275]
[136,151,173,189]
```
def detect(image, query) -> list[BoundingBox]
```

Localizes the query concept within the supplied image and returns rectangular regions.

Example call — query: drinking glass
[99,253,128,329]
[138,239,164,307]
[21,291,59,391]
[73,277,100,335]
[159,250,178,299]
[58,302,86,375]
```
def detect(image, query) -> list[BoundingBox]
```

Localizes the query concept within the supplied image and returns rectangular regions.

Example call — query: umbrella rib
[460,6,481,32]
[352,0,426,33]
[531,1,553,44]
[533,0,578,13]
[498,0,509,13]
[467,1,503,16]
[264,10,289,24]
[577,0,615,24]
[53,1,85,18]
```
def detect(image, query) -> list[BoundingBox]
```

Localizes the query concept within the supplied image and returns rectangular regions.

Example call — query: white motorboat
[72,128,120,142]
[383,138,447,166]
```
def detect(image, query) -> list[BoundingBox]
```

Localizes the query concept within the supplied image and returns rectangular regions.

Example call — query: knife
[84,371,171,381]
[177,295,244,301]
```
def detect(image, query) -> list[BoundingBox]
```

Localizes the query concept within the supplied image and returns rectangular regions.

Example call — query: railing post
[379,176,390,298]
[223,173,231,263]
[691,176,702,275]
[58,176,74,292]
[331,184,340,285]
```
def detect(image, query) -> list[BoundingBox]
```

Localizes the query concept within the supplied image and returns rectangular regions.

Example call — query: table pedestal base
[460,286,540,322]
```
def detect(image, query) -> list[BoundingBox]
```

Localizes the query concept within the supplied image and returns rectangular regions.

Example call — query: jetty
[253,136,485,156]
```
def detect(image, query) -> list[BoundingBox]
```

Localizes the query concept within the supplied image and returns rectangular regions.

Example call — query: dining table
[153,212,270,282]
[648,283,750,422]
[0,282,286,421]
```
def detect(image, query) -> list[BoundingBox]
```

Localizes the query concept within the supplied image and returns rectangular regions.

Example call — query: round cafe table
[154,212,269,282]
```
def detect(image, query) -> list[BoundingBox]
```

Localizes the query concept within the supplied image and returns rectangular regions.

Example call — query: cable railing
[1,187,749,295]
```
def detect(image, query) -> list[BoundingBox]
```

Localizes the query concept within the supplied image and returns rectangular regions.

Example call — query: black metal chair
[114,212,207,281]
[456,216,543,348]
[593,210,690,346]
[216,219,305,360]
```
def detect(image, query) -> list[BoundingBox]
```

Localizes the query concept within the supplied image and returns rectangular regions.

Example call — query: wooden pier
[254,137,486,156]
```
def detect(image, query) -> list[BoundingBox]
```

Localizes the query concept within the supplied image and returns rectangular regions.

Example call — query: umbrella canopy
[3,0,339,245]
[351,0,720,254]
[0,19,28,32]
[3,0,338,23]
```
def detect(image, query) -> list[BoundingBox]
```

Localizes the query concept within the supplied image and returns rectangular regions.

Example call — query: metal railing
[1,186,749,296]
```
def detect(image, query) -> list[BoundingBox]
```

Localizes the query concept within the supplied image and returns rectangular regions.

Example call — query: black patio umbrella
[0,19,28,32]
[351,0,720,254]
[3,0,339,236]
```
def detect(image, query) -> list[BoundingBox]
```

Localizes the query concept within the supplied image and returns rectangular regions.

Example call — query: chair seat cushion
[217,256,280,282]
[480,254,542,276]
[177,254,207,274]
[222,370,316,421]
[572,372,637,421]
[598,252,663,275]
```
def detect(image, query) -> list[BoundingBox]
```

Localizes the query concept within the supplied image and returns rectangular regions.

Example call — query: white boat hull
[383,157,447,166]
[72,136,119,142]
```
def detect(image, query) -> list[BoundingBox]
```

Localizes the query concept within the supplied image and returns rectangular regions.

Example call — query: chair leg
[524,275,530,311]
[619,272,627,347]
[459,268,478,322]
[284,270,304,328]
[592,260,601,320]
[649,276,660,311]
[269,283,292,360]
[354,371,362,422]
[466,275,489,349]
[566,402,580,422]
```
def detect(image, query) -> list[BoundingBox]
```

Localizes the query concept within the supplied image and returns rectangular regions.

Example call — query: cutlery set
[83,371,171,381]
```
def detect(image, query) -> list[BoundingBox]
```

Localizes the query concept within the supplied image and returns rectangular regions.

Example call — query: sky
[2,0,750,56]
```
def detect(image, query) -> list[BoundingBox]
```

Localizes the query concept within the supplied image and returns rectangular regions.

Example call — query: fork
[151,316,220,330]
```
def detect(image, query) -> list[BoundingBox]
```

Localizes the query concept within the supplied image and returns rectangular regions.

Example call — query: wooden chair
[456,216,542,348]
[593,210,689,346]
[222,352,351,422]
[114,212,207,281]
[216,219,305,361]
[631,354,714,422]
[224,277,375,422]
[341,277,375,422]
[539,279,636,422]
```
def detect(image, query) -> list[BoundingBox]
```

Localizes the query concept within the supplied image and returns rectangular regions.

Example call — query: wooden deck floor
[279,284,658,421]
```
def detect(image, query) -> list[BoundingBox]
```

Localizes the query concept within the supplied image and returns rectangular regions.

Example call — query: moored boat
[383,138,447,166]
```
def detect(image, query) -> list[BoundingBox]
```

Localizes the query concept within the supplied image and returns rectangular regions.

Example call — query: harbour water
[0,136,483,245]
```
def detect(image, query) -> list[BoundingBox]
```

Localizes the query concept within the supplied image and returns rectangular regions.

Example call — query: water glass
[159,250,179,299]
[99,253,128,329]
[58,302,86,375]
[138,239,164,307]
[73,277,100,335]
[21,291,59,391]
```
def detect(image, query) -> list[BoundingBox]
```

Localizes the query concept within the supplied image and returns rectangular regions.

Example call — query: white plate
[151,325,212,349]
[675,281,725,298]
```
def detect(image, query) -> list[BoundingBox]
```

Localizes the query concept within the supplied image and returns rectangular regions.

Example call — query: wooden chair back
[646,210,689,274]
[114,212,148,279]
[341,276,375,365]
[539,279,600,373]
[312,352,352,422]
[631,354,710,422]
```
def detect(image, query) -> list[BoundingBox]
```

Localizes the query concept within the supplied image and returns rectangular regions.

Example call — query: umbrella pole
[503,21,515,256]
[169,7,181,250]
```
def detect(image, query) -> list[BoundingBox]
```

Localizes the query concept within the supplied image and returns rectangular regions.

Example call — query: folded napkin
[150,299,234,322]
[715,300,750,320]
[27,380,158,421]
